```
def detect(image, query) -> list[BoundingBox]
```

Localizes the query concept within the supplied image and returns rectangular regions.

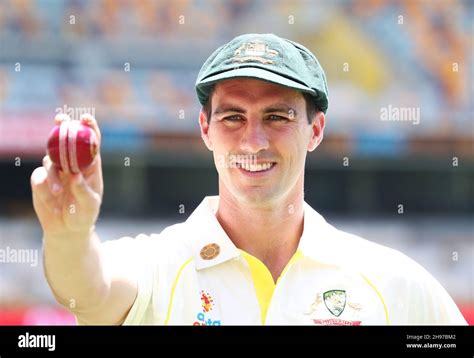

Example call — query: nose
[239,119,269,154]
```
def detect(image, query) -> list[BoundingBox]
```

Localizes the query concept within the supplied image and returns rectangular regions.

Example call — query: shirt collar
[299,202,357,266]
[186,196,347,270]
[186,196,241,270]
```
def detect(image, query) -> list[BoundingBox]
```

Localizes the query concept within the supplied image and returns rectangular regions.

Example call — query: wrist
[43,226,96,242]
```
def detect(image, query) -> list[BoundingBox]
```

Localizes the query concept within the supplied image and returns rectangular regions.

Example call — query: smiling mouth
[237,162,276,173]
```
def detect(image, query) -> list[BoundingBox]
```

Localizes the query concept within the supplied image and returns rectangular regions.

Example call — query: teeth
[240,162,274,172]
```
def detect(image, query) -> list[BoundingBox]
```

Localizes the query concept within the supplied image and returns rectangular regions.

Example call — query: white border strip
[68,120,80,174]
[59,121,70,174]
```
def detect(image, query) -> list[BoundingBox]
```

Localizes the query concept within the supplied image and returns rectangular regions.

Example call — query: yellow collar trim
[240,249,304,324]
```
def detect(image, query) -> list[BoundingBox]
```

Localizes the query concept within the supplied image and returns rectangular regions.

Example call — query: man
[31,33,466,325]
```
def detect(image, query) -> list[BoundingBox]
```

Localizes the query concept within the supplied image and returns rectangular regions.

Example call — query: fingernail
[52,183,63,193]
[80,114,92,122]
[55,113,71,122]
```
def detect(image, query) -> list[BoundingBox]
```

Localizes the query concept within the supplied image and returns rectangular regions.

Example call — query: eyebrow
[264,104,298,117]
[213,103,298,117]
[213,106,246,116]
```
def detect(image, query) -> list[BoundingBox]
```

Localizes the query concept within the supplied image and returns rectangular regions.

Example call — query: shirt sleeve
[399,261,468,325]
[101,234,155,325]
[413,270,467,325]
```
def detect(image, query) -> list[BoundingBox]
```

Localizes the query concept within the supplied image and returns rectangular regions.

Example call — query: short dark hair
[203,87,319,124]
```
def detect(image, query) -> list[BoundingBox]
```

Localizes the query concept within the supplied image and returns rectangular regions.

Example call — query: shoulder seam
[361,273,390,325]
[164,257,194,325]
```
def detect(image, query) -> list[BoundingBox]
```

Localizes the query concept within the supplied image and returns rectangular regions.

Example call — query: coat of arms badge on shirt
[323,290,346,317]
[305,289,363,326]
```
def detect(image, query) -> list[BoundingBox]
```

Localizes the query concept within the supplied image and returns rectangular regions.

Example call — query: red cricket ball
[47,120,99,174]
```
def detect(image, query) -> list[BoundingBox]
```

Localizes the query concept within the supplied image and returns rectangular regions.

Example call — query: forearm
[43,230,110,314]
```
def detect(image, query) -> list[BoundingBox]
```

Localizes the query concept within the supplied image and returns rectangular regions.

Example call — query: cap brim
[198,67,315,95]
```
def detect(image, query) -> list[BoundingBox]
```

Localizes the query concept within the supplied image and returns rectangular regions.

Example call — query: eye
[267,114,289,122]
[223,115,244,122]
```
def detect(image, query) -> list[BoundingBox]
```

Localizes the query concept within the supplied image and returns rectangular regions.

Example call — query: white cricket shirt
[102,196,467,325]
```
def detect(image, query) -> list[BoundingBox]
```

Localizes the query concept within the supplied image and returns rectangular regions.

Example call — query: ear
[307,112,325,152]
[199,109,213,151]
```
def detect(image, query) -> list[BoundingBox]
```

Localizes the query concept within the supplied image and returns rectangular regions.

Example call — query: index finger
[79,113,101,143]
[54,113,71,124]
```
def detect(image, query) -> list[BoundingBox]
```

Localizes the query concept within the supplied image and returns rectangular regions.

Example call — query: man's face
[200,78,324,207]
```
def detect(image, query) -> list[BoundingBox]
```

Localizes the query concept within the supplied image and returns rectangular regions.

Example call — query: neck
[216,179,305,282]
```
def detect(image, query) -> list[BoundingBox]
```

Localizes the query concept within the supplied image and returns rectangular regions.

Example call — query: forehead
[212,78,304,104]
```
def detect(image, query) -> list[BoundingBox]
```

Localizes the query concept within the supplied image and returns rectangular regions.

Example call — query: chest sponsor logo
[193,290,221,326]
[305,289,362,326]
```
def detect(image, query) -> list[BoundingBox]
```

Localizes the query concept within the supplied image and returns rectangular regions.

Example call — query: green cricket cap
[195,33,329,113]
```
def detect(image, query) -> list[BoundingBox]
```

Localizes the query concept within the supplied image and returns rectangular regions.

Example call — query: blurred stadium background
[0,0,472,325]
